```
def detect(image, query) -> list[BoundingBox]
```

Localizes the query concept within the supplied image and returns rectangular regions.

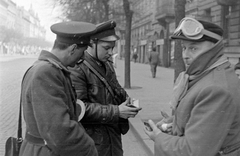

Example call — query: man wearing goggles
[144,17,240,156]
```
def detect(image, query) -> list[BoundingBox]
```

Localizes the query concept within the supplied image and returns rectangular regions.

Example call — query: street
[0,57,151,156]
[0,58,34,156]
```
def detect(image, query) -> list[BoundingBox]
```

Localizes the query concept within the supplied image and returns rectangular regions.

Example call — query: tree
[24,37,52,47]
[0,26,23,43]
[173,0,186,81]
[52,0,109,23]
[122,0,133,89]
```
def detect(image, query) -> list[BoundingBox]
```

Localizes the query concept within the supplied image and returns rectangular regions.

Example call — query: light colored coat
[154,62,240,156]
[154,40,240,156]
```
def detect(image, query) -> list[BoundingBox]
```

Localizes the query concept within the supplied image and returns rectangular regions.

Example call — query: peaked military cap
[91,20,120,42]
[51,21,96,45]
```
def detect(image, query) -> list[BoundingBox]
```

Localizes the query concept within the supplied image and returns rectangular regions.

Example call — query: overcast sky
[12,0,63,42]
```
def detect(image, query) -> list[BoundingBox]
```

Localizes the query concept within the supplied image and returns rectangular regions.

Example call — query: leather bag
[5,137,22,156]
[5,100,23,156]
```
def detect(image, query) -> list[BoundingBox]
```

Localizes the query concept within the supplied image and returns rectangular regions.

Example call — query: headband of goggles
[173,17,222,41]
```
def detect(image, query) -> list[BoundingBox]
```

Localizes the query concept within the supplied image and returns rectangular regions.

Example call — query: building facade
[128,0,240,66]
[0,0,46,42]
[131,0,156,64]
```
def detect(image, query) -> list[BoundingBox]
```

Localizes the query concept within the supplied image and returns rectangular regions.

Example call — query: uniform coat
[149,51,159,65]
[19,50,97,156]
[70,51,129,156]
[154,41,240,156]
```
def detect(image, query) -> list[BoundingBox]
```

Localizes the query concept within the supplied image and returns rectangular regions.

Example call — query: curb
[129,117,154,156]
[0,55,38,62]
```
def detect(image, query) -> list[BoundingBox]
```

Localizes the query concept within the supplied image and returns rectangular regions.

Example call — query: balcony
[186,0,198,13]
[155,0,175,25]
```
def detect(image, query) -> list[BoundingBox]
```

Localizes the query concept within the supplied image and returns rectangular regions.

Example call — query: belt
[25,133,47,145]
[219,141,240,155]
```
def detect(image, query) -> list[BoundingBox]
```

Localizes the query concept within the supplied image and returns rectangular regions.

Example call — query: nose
[182,49,189,59]
[108,48,113,55]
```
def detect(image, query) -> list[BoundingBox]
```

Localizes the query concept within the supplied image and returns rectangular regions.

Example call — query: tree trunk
[102,0,109,21]
[173,0,186,82]
[123,0,133,89]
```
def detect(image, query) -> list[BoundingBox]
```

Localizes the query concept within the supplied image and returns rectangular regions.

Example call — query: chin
[184,63,190,69]
[101,58,108,62]
[68,63,75,67]
[184,61,191,68]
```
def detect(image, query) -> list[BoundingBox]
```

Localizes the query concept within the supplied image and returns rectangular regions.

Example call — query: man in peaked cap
[69,20,142,156]
[19,21,98,156]
[144,17,240,156]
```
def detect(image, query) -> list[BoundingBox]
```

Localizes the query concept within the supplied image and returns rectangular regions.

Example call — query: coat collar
[38,50,71,74]
[84,51,106,75]
[186,39,224,76]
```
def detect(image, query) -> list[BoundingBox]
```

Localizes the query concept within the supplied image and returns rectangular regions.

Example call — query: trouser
[150,64,157,78]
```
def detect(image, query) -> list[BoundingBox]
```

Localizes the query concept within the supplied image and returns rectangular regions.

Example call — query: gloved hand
[156,111,173,134]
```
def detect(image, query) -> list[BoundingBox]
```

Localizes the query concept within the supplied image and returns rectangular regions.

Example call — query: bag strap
[219,141,240,155]
[18,65,34,140]
[83,60,115,98]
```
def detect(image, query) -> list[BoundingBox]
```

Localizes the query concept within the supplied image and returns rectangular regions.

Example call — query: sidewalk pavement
[115,59,174,155]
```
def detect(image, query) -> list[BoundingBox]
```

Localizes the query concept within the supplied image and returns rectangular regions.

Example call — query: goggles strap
[201,29,222,40]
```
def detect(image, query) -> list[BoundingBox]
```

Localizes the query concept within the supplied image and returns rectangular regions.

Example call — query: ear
[88,40,94,48]
[69,44,77,55]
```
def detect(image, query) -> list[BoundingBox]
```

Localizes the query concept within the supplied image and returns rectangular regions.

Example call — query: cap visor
[171,35,205,42]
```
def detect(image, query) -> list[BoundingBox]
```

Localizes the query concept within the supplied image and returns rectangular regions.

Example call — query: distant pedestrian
[148,47,159,78]
[132,48,138,63]
[144,17,240,156]
[19,21,98,156]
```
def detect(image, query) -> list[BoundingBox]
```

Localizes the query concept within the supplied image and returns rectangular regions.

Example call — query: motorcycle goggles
[173,17,222,41]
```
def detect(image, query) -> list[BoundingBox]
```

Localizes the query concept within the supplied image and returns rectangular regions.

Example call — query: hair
[152,47,156,51]
[52,40,71,50]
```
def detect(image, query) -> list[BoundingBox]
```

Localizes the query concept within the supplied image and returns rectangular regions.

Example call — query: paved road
[0,58,35,156]
[0,56,157,156]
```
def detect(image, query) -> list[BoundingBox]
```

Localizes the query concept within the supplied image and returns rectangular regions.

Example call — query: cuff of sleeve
[76,99,86,121]
[114,105,120,122]
[100,105,120,123]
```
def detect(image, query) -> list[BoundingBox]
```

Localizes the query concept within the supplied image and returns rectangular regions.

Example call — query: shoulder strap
[18,65,34,140]
[83,60,115,98]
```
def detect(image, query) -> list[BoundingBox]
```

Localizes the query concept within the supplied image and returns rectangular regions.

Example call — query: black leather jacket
[69,51,129,156]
